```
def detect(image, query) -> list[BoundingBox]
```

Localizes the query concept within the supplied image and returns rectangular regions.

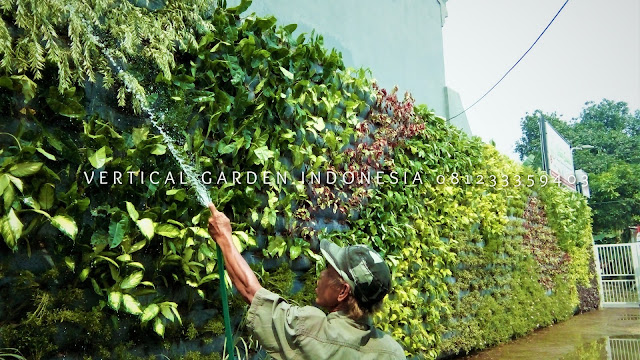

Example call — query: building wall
[231,0,470,133]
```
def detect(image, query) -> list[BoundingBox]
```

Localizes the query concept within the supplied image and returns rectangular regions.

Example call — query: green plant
[0,348,27,360]
[0,0,597,358]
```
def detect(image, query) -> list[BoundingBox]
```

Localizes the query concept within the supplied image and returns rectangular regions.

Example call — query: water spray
[108,55,236,360]
[75,8,236,357]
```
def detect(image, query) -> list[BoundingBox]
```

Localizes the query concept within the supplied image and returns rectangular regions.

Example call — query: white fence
[607,336,640,360]
[593,243,640,307]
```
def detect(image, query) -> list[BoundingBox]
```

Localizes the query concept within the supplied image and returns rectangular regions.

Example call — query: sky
[443,0,640,161]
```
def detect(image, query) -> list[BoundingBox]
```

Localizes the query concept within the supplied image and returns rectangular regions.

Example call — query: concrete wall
[446,86,470,134]
[231,0,471,134]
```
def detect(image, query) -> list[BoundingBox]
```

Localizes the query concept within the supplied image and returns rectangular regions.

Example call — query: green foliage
[589,162,640,238]
[0,0,597,359]
[515,100,640,237]
[0,287,112,360]
[435,147,594,357]
[255,263,295,297]
[515,110,571,168]
[0,127,76,250]
[0,0,218,108]
[180,351,222,360]
[523,197,569,290]
[559,338,607,360]
[0,348,27,360]
[203,318,225,337]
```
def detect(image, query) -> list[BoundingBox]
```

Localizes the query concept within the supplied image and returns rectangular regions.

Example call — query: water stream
[106,54,212,207]
[77,7,212,206]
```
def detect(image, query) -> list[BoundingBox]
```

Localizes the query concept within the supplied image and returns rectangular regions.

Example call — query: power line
[448,0,571,121]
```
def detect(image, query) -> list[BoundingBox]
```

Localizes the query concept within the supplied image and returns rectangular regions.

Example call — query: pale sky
[443,0,640,160]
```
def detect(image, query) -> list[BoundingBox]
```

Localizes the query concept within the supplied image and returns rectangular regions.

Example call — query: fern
[0,18,13,72]
[0,0,219,106]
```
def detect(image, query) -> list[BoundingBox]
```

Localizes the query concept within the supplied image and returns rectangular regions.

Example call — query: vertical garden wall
[0,0,597,359]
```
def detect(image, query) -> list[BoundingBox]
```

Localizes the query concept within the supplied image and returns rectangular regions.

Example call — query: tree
[589,162,640,238]
[515,100,640,241]
[515,110,571,169]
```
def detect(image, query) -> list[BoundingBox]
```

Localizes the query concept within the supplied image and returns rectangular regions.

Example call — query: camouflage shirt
[247,287,406,360]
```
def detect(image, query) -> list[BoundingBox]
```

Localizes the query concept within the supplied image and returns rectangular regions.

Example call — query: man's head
[315,240,391,318]
[315,265,350,310]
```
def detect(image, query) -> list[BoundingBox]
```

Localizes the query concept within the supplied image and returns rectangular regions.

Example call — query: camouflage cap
[320,239,391,308]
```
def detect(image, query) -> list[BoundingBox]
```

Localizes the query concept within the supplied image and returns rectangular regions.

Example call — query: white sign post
[544,121,576,191]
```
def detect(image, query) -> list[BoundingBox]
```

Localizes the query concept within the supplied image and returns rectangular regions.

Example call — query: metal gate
[594,243,640,307]
[607,336,640,360]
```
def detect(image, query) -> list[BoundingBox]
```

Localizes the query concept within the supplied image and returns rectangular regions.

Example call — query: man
[207,203,406,359]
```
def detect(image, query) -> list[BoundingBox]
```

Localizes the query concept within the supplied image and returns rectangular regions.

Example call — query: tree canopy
[515,99,640,241]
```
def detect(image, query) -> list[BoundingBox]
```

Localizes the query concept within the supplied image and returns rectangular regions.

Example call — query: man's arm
[207,203,262,303]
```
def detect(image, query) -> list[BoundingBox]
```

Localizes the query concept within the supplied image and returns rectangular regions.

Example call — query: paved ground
[456,308,640,360]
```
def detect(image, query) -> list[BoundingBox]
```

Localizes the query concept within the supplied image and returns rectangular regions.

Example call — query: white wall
[230,0,470,133]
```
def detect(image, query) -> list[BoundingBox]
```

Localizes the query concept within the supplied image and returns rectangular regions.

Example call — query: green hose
[217,245,235,360]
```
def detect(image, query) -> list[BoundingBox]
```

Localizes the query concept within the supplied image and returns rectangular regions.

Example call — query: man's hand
[208,203,232,246]
[206,202,262,304]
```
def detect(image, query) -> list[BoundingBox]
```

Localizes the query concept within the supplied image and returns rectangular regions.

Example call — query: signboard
[544,122,576,191]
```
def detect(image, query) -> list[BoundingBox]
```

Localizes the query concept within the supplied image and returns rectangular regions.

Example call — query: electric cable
[448,0,570,121]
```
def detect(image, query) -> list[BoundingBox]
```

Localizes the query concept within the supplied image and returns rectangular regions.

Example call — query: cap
[320,239,391,308]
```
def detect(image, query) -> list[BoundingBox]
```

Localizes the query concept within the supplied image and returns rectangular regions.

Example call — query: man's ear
[337,283,350,302]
